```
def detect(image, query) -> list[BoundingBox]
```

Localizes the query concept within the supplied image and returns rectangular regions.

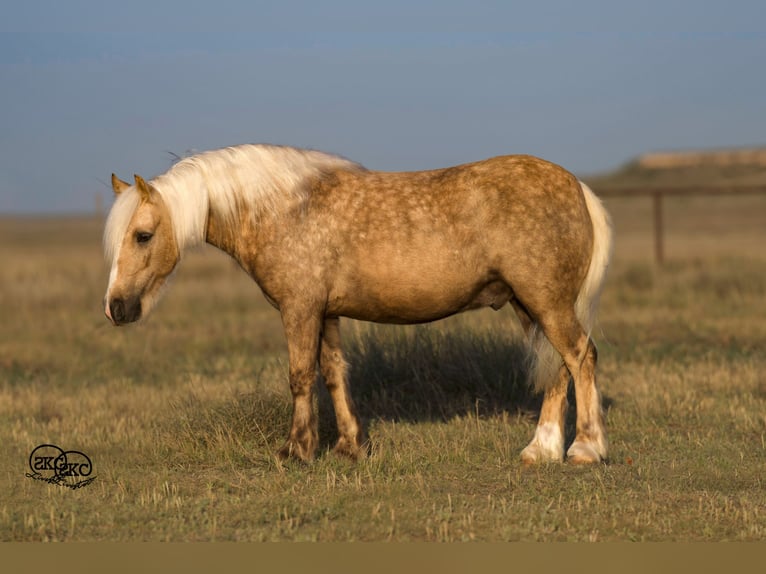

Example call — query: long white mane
[104,144,362,263]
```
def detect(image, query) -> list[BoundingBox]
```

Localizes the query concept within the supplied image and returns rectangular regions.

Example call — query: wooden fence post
[586,185,765,266]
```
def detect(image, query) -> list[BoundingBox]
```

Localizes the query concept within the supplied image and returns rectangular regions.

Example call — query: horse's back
[320,154,588,231]
[316,154,592,271]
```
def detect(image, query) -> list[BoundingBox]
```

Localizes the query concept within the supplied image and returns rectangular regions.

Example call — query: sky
[1,1,765,213]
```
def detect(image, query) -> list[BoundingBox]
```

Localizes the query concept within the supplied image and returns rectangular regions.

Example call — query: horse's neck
[204,206,238,257]
[203,197,270,276]
[158,161,250,256]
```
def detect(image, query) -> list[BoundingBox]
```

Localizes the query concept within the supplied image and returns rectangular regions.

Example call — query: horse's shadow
[315,323,613,453]
[316,324,539,449]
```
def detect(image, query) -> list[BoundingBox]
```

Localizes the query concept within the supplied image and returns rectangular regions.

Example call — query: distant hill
[585,146,766,189]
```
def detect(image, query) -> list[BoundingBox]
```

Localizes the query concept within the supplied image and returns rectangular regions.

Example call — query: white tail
[528,181,613,391]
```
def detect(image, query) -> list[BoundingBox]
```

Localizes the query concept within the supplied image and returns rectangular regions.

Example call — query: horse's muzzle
[107,297,142,325]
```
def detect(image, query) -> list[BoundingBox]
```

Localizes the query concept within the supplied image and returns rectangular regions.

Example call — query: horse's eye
[135,231,154,244]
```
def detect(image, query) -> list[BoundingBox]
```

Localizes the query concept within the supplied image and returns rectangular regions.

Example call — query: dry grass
[1,192,765,541]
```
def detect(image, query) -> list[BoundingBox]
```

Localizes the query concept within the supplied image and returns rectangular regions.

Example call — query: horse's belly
[329,267,512,324]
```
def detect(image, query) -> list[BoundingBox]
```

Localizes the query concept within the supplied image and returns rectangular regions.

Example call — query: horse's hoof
[277,441,315,463]
[520,443,564,465]
[566,441,604,464]
[332,437,369,461]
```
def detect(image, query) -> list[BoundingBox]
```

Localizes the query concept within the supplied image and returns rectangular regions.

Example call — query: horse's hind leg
[566,338,607,464]
[538,312,607,464]
[512,300,569,463]
[520,365,569,463]
[319,317,367,460]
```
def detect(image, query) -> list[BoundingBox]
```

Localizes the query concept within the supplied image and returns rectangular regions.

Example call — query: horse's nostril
[110,298,126,323]
[109,297,141,324]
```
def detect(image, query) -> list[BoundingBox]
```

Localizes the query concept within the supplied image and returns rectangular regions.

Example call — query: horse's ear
[111,173,131,195]
[133,174,153,201]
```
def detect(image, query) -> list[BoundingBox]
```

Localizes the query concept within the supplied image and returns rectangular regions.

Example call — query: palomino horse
[103,144,612,464]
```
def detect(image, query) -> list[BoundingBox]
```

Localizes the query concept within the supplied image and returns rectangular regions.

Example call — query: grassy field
[1,191,765,541]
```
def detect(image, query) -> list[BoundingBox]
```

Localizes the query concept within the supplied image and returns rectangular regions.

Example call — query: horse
[103,144,612,464]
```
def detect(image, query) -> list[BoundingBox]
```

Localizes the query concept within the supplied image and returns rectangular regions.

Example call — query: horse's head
[103,174,179,325]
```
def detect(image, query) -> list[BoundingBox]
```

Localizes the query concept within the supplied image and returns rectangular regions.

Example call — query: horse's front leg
[277,307,322,462]
[319,317,367,460]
